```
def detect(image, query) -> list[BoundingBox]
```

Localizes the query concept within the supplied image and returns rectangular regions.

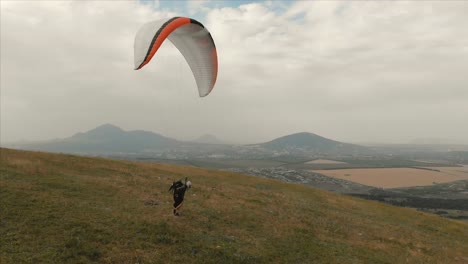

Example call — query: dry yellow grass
[311,167,468,188]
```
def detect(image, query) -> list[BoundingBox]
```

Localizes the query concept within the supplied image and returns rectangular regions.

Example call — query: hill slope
[1,148,467,263]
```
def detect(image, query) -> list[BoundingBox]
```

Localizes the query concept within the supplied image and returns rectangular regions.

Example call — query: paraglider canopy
[134,17,218,97]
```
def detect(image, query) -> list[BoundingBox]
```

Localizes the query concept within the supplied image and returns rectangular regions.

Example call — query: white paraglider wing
[134,17,218,97]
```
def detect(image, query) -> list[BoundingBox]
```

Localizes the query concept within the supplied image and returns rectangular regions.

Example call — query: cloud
[1,0,467,144]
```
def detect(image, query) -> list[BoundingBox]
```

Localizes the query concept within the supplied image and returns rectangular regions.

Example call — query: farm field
[306,159,348,164]
[311,167,468,188]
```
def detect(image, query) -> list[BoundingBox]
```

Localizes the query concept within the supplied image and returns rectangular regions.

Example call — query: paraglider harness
[169,177,191,215]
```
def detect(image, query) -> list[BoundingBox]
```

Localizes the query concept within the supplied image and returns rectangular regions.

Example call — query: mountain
[15,124,180,154]
[192,134,225,144]
[257,132,372,156]
[11,126,372,158]
[2,148,467,263]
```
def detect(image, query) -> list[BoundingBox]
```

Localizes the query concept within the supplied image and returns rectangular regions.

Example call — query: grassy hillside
[1,148,467,263]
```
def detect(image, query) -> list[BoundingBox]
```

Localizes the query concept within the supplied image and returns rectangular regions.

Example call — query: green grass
[1,148,468,263]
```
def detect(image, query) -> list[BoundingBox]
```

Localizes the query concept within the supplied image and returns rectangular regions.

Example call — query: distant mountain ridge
[15,124,180,154]
[12,124,371,157]
[261,132,341,149]
[256,132,372,156]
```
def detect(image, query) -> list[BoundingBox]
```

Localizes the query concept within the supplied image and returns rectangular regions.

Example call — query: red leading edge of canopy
[136,17,191,70]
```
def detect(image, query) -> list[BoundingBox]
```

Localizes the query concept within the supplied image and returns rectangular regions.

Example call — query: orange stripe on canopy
[137,17,191,70]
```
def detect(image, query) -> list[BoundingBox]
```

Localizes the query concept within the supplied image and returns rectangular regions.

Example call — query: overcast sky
[1,0,467,145]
